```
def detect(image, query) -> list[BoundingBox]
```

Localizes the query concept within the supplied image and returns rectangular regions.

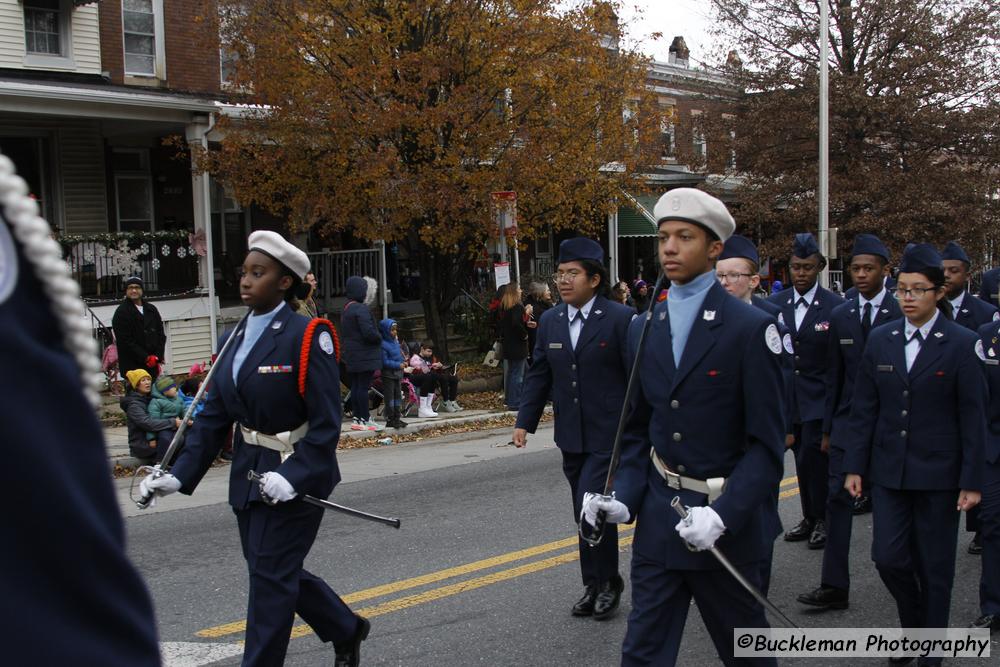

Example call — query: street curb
[108,407,523,470]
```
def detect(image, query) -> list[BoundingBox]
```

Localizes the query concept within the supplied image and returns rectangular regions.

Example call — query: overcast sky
[616,1,716,66]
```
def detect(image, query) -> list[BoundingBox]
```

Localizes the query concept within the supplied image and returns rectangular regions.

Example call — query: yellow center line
[197,478,802,640]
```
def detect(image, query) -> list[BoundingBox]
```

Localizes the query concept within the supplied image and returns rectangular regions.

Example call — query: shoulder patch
[976,339,987,361]
[765,323,782,355]
[0,222,17,306]
[318,330,334,355]
[782,333,794,355]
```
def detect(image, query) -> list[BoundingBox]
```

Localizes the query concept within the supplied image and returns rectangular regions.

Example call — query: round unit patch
[318,330,335,355]
[0,222,18,306]
[782,333,794,355]
[765,323,782,355]
[976,339,987,361]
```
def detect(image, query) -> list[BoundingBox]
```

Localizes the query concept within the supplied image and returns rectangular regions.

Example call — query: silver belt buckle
[665,469,682,490]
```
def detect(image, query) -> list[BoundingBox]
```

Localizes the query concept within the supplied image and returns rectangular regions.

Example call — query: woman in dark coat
[341,275,383,431]
[112,276,166,380]
[120,368,181,461]
[497,281,529,410]
[523,281,553,365]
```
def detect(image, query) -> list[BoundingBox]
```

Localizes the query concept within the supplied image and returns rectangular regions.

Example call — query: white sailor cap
[247,230,310,280]
[652,188,736,243]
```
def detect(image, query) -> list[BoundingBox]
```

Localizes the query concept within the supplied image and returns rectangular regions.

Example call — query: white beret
[652,188,735,242]
[247,230,310,280]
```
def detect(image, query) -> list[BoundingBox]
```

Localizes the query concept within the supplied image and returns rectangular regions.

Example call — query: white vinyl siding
[0,1,101,73]
[164,318,213,374]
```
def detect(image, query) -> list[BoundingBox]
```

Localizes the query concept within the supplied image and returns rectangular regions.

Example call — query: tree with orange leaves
[202,0,665,357]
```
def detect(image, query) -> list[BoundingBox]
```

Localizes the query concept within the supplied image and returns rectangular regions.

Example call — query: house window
[113,149,154,232]
[661,119,675,158]
[24,0,62,56]
[123,0,158,76]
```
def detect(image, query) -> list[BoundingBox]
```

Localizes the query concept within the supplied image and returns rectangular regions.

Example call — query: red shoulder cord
[298,318,341,397]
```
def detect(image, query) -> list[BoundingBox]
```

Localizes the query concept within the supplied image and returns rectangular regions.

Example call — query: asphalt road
[123,424,997,666]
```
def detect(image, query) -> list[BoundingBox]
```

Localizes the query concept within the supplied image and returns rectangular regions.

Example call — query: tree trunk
[411,233,476,363]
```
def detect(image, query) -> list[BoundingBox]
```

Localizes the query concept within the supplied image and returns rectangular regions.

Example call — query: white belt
[240,422,308,454]
[650,449,727,503]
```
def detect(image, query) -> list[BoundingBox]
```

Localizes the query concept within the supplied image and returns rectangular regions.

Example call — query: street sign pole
[819,1,830,288]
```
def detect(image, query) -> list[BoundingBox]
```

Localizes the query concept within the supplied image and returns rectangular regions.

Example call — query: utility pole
[819,0,830,288]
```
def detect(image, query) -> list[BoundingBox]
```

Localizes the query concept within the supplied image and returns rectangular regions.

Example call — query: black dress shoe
[572,585,597,617]
[852,494,872,514]
[784,519,814,542]
[797,585,849,610]
[807,520,827,550]
[968,533,983,555]
[593,575,624,620]
[970,614,999,631]
[334,615,370,667]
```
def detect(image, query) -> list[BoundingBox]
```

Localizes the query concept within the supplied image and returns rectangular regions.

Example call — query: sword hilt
[670,496,699,553]
[579,508,607,547]
[247,469,279,505]
[131,464,161,509]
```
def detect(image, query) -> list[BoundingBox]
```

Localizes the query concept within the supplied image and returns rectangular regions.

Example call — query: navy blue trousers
[871,485,959,666]
[622,554,774,666]
[792,419,827,522]
[821,448,853,591]
[235,501,358,667]
[980,458,1000,617]
[562,450,619,587]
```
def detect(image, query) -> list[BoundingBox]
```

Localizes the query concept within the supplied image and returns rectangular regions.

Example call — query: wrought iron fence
[307,248,382,313]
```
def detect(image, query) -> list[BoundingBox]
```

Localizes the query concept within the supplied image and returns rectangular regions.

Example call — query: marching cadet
[941,240,999,555]
[769,233,844,549]
[797,233,900,612]
[715,233,791,595]
[512,237,634,620]
[0,153,160,665]
[585,189,785,666]
[980,266,1000,309]
[843,243,985,663]
[972,318,1000,631]
[140,231,369,667]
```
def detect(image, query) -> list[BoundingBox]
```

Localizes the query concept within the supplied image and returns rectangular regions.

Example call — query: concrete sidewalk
[107,406,528,468]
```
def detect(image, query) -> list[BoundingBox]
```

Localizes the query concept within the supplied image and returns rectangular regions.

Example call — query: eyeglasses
[716,272,752,283]
[552,270,583,284]
[893,286,934,299]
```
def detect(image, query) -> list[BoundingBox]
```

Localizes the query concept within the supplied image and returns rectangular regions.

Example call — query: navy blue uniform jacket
[754,295,794,433]
[516,295,634,453]
[823,294,902,450]
[615,283,786,568]
[979,322,1000,465]
[1,219,159,665]
[171,304,343,508]
[954,289,999,331]
[769,285,845,422]
[843,316,986,491]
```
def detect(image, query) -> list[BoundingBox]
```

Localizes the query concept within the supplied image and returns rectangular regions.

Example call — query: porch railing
[64,238,199,301]
[307,248,382,313]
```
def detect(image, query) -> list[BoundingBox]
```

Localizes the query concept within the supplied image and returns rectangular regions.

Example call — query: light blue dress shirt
[666,269,716,366]
[232,301,287,383]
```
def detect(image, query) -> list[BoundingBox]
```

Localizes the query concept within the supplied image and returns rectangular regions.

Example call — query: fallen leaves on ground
[340,411,553,450]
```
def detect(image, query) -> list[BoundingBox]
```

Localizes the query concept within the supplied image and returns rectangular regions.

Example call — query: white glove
[260,471,297,503]
[581,491,631,527]
[138,471,181,509]
[675,506,726,551]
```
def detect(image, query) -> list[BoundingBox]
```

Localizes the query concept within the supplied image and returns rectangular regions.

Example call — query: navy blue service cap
[124,276,143,288]
[899,243,943,274]
[652,188,735,242]
[558,237,604,264]
[792,233,820,258]
[851,234,889,262]
[719,234,759,265]
[941,240,971,265]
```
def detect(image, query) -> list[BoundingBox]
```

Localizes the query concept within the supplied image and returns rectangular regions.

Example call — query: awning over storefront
[617,193,658,238]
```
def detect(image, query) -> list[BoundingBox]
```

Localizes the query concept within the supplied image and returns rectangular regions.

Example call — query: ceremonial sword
[248,470,401,528]
[132,309,251,510]
[672,497,798,628]
[579,272,666,547]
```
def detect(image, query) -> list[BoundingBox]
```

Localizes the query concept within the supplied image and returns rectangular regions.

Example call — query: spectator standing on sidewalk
[524,281,554,365]
[341,275,383,432]
[112,276,166,380]
[297,271,319,318]
[379,318,408,429]
[497,281,530,410]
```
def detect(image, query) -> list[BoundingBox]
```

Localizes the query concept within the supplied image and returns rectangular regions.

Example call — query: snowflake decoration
[189,245,196,256]
[151,259,160,270]
[118,240,130,251]
[161,245,171,256]
[139,243,150,255]
[177,247,187,259]
[83,249,94,262]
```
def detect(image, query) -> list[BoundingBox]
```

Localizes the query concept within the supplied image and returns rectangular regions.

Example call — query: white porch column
[185,115,219,352]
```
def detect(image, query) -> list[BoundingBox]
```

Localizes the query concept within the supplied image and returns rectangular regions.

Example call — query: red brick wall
[98,0,221,95]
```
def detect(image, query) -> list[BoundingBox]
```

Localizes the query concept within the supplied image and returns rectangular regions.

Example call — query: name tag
[258,365,293,374]
[987,359,999,366]
[548,343,563,349]
[839,338,854,345]
[877,364,894,372]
